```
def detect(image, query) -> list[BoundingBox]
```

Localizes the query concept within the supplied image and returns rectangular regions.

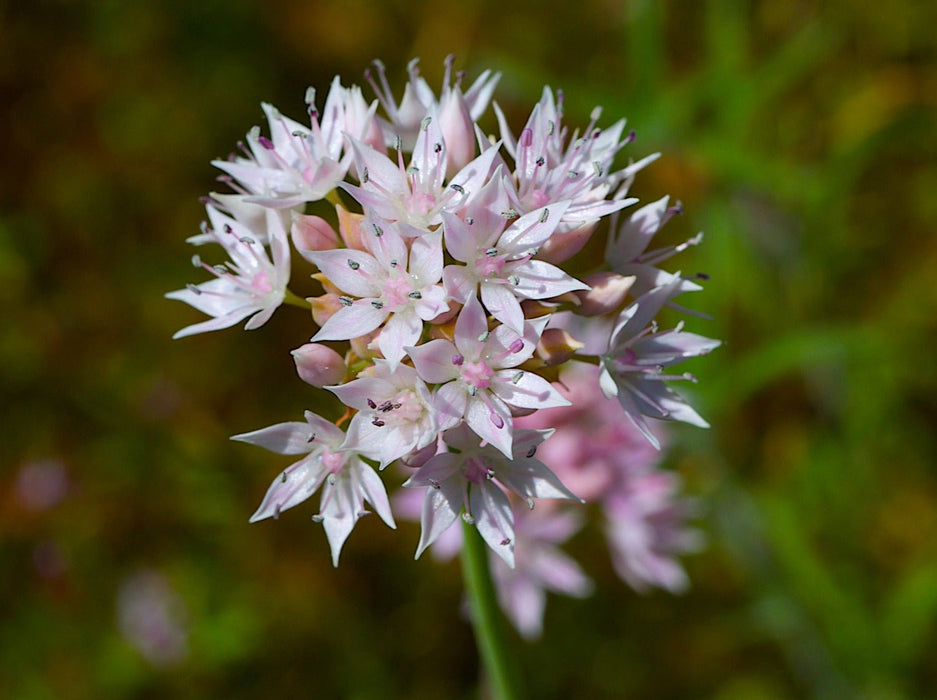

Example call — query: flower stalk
[461,518,523,700]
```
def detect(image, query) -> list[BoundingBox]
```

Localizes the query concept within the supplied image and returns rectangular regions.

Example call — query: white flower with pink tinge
[212,77,381,209]
[403,425,581,567]
[406,294,570,458]
[364,56,500,158]
[327,360,436,468]
[494,86,637,224]
[304,212,447,367]
[340,112,499,231]
[166,203,290,339]
[442,176,589,334]
[233,411,395,566]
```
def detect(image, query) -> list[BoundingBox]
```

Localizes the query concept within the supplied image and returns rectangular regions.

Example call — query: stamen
[367,398,377,409]
[258,136,275,150]
[347,259,360,270]
[511,371,523,384]
[526,445,537,458]
[452,354,464,366]
[407,290,422,299]
[371,300,384,309]
[339,296,354,307]
[539,208,550,223]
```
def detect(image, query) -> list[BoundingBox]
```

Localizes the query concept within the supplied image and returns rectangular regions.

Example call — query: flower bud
[336,205,367,251]
[291,343,346,387]
[535,328,585,367]
[576,272,636,316]
[438,89,476,173]
[291,214,339,253]
[310,292,342,326]
[537,220,598,264]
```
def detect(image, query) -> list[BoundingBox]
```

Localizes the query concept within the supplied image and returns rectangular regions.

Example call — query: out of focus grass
[2,1,935,697]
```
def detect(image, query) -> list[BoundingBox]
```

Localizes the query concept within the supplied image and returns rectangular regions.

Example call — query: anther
[311,514,323,523]
[258,136,275,150]
[465,217,474,225]
[339,296,354,307]
[347,259,360,270]
[567,170,580,179]
[539,208,550,223]
[223,224,234,234]
[526,497,535,510]
[485,248,498,257]
[421,116,432,131]
[281,471,288,483]
[274,505,281,520]
[592,161,603,176]
[500,209,519,219]
[626,129,636,143]
[326,474,337,486]
[526,445,537,458]
[372,417,385,427]
[452,354,464,366]
[389,259,398,268]
[186,284,202,295]
[191,254,202,267]
[429,479,440,490]
[433,142,442,153]
[500,538,511,546]
[478,330,490,342]
[535,156,545,167]
[372,223,383,237]
[239,236,255,245]
[307,432,317,442]
[462,512,475,524]
[450,183,464,193]
[509,275,520,286]
[362,167,369,184]
[408,290,422,299]
[371,300,384,309]
[512,371,523,384]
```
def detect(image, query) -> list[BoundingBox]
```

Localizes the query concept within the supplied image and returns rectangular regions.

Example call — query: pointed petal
[231,420,317,455]
[311,301,387,341]
[481,283,524,334]
[512,260,589,300]
[407,338,460,384]
[249,455,327,522]
[492,371,570,410]
[470,481,515,567]
[465,393,513,458]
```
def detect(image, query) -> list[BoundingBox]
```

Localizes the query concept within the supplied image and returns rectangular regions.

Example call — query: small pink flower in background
[117,570,189,668]
[15,458,69,511]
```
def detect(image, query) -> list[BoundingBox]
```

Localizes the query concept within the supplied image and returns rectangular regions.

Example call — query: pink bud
[537,221,598,264]
[336,205,367,251]
[576,272,636,316]
[438,90,476,173]
[310,293,341,326]
[535,328,585,366]
[291,343,346,387]
[291,214,339,252]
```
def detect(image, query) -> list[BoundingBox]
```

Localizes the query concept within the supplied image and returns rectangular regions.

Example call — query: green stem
[325,188,343,207]
[282,288,311,310]
[460,520,523,700]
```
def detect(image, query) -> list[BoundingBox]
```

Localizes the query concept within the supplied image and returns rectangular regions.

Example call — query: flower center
[461,360,494,390]
[368,389,425,428]
[320,448,346,474]
[463,455,492,484]
[380,275,415,311]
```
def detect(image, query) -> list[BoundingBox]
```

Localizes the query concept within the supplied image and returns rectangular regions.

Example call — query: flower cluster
[169,57,719,635]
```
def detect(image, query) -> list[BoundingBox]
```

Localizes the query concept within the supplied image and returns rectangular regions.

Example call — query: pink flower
[327,360,436,468]
[441,176,588,334]
[213,77,381,208]
[404,425,580,567]
[166,203,289,338]
[365,56,500,155]
[304,212,447,367]
[490,506,592,639]
[598,279,721,448]
[406,295,569,457]
[233,411,395,566]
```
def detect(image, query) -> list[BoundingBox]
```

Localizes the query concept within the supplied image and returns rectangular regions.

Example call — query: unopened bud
[438,90,476,172]
[399,441,438,469]
[535,328,585,366]
[291,214,339,252]
[310,292,342,326]
[291,343,346,387]
[537,220,598,264]
[336,205,367,251]
[576,272,636,316]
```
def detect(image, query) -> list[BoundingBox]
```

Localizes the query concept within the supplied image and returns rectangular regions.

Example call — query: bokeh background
[3,0,936,697]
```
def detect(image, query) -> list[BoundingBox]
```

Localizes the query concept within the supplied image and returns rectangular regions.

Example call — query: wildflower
[305,212,447,366]
[327,360,436,468]
[404,425,580,567]
[407,295,569,457]
[598,279,722,448]
[166,203,289,338]
[233,411,395,565]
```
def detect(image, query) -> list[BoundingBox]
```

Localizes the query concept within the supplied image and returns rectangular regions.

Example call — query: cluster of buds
[169,57,719,635]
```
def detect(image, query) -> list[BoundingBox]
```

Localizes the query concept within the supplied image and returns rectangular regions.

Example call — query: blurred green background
[2,0,936,697]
